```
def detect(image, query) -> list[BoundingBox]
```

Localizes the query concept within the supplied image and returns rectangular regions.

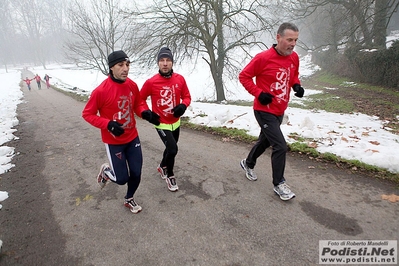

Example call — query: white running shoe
[97,163,111,189]
[273,182,295,201]
[165,176,178,192]
[124,198,142,213]
[157,164,167,179]
[240,159,257,181]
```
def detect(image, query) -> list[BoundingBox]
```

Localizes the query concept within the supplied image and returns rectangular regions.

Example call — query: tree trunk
[214,71,226,102]
[373,0,388,48]
[214,0,226,102]
[206,52,226,102]
[341,0,373,46]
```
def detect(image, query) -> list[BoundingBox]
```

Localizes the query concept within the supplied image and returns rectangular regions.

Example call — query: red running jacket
[140,72,191,125]
[82,76,149,144]
[239,47,300,116]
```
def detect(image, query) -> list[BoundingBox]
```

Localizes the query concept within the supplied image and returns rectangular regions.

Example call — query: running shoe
[124,198,142,213]
[165,176,178,192]
[97,163,111,189]
[157,164,168,179]
[273,182,295,201]
[240,159,257,181]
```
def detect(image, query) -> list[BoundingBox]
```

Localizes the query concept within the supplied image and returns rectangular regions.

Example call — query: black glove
[172,104,187,118]
[258,92,274,105]
[107,121,124,136]
[141,110,160,126]
[292,84,304,98]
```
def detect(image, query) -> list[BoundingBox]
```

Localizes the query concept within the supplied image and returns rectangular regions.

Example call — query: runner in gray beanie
[157,47,173,63]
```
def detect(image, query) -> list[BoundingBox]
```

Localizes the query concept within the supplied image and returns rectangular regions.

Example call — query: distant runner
[34,74,41,89]
[44,74,51,89]
[23,77,33,91]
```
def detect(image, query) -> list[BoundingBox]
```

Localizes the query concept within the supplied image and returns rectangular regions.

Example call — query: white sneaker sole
[166,179,178,192]
[130,206,142,214]
[273,188,295,201]
[97,163,110,189]
[240,160,257,181]
[125,205,142,214]
[157,165,167,180]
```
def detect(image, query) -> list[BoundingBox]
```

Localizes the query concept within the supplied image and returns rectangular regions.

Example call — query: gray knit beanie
[157,47,173,63]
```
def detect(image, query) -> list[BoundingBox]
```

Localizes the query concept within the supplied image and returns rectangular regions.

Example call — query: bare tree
[131,0,278,102]
[373,0,391,48]
[296,3,349,53]
[40,0,68,62]
[0,0,14,71]
[2,0,67,68]
[64,0,137,75]
[12,0,48,68]
[290,0,399,50]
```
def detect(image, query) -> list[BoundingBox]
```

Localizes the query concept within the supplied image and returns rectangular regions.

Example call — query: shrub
[315,41,399,90]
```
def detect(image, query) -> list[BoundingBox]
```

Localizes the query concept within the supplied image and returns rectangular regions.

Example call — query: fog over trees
[0,0,398,100]
[0,0,66,69]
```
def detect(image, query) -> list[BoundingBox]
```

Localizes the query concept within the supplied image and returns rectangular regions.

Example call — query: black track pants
[246,110,287,186]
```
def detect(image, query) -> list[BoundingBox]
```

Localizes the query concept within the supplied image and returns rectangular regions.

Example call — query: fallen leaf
[365,149,379,153]
[369,140,380,145]
[381,194,399,203]
[307,142,318,148]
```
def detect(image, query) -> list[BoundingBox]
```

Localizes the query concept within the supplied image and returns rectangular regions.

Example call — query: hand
[292,84,304,98]
[107,121,124,136]
[141,110,160,126]
[258,92,274,105]
[172,104,187,118]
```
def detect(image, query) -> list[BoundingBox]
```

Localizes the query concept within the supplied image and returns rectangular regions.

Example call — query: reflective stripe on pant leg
[105,143,129,185]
